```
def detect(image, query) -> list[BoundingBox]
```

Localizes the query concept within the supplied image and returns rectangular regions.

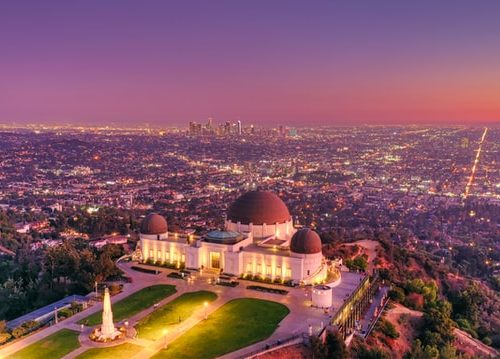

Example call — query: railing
[234,333,307,359]
[363,293,390,339]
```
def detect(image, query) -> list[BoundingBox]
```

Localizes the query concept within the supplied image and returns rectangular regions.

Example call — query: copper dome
[290,228,322,254]
[227,191,291,225]
[141,213,168,235]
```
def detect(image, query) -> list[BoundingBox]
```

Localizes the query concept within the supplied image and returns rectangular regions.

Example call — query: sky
[0,0,499,127]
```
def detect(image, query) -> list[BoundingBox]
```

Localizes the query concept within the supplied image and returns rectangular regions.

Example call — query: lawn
[75,342,142,359]
[10,329,80,359]
[136,290,217,340]
[152,298,289,359]
[79,284,177,326]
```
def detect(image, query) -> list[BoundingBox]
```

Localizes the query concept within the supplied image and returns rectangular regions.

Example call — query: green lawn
[79,285,177,326]
[10,329,80,359]
[136,290,217,340]
[75,342,142,359]
[152,298,289,359]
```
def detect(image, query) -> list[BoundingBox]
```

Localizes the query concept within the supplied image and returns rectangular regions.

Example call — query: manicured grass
[10,329,80,359]
[75,342,142,359]
[79,285,177,326]
[152,298,289,359]
[136,290,217,341]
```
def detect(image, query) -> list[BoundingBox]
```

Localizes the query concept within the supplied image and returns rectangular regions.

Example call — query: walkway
[0,261,362,359]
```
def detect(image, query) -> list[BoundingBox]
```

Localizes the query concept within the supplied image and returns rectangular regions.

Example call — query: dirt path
[344,239,379,273]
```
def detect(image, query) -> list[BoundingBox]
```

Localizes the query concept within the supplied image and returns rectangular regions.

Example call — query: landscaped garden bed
[131,265,160,274]
[246,285,288,295]
[216,281,239,287]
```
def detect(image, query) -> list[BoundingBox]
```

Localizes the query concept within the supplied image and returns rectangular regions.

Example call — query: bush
[22,320,39,331]
[58,308,73,319]
[0,332,12,345]
[378,319,399,339]
[108,282,122,296]
[131,265,159,274]
[388,287,405,302]
[11,326,28,338]
[70,301,84,313]
[247,285,288,295]
[217,281,239,287]
[167,272,184,279]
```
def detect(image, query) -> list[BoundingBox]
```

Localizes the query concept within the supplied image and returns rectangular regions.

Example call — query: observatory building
[140,190,327,284]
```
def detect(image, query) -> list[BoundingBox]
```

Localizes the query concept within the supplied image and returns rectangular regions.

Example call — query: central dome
[290,228,322,254]
[227,191,291,225]
[141,213,168,235]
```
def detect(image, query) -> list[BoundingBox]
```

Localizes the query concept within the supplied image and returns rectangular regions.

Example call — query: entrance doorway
[210,252,221,269]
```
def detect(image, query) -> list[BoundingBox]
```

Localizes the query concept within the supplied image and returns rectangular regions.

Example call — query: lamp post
[163,329,168,349]
[204,301,208,320]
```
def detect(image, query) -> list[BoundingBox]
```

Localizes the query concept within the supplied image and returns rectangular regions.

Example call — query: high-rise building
[224,121,231,135]
[237,120,242,136]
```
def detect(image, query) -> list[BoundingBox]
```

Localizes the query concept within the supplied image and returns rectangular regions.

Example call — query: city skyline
[1,0,500,126]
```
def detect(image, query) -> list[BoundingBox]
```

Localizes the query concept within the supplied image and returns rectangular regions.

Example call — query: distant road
[464,127,488,198]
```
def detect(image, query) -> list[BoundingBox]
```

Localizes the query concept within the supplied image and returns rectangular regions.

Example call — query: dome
[141,213,168,235]
[290,228,322,254]
[227,191,291,225]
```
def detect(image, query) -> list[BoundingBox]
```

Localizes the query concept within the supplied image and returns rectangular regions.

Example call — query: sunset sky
[1,0,499,126]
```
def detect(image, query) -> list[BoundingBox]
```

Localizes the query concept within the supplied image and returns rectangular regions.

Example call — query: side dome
[227,191,291,225]
[290,228,322,254]
[141,213,168,235]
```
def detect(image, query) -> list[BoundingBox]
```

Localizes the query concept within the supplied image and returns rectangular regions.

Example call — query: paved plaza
[0,261,363,359]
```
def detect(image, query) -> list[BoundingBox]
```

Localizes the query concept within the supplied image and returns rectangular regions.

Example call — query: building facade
[140,191,328,284]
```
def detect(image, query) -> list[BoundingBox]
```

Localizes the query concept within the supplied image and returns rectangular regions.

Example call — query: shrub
[22,320,39,331]
[0,332,12,345]
[246,285,288,295]
[378,319,399,339]
[388,287,405,302]
[58,308,73,319]
[108,283,122,296]
[11,326,28,338]
[70,301,84,313]
[217,281,239,287]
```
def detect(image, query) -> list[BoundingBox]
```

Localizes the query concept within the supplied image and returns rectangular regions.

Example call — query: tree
[310,331,348,359]
[404,340,438,359]
[325,331,348,359]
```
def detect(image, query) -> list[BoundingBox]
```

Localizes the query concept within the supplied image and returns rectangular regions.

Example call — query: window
[149,249,153,258]
[165,253,170,262]
[285,268,292,278]
[158,250,162,261]
[266,265,272,276]
[246,263,253,273]
[307,270,310,276]
[181,254,185,263]
[256,264,261,274]
[277,265,282,275]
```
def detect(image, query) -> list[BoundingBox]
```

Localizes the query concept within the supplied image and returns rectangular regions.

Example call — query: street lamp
[163,329,168,349]
[204,301,208,320]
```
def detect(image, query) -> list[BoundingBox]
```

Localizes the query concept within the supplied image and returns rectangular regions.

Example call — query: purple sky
[1,0,499,126]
